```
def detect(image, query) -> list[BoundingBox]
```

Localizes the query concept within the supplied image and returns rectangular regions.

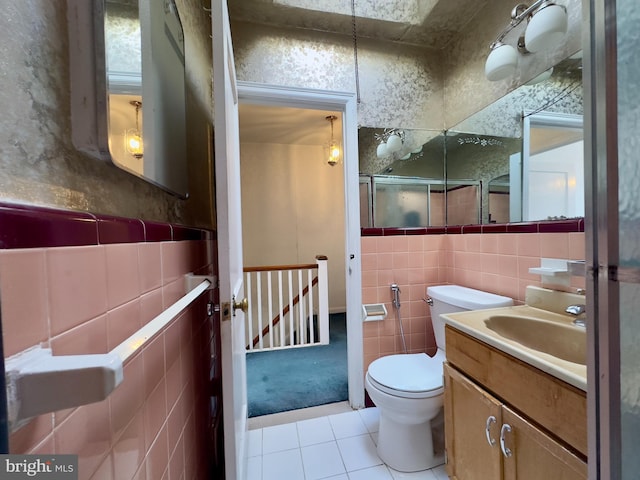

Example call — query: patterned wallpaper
[105,3,141,75]
[443,0,583,128]
[0,0,213,226]
[231,21,446,131]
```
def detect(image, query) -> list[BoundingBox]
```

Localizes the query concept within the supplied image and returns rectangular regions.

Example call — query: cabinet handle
[485,415,497,446]
[500,423,513,458]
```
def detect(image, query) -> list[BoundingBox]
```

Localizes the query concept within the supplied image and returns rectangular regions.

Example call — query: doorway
[236,82,364,412]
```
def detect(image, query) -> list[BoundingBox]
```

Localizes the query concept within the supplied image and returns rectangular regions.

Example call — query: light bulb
[386,133,403,153]
[485,43,518,81]
[328,144,340,166]
[128,135,141,151]
[524,4,568,53]
[377,142,389,158]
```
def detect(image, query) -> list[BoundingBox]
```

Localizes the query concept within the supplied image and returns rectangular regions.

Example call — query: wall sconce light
[326,115,341,166]
[485,0,568,82]
[125,100,144,159]
[375,128,405,158]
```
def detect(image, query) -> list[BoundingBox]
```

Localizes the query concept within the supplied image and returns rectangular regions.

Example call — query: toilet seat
[367,351,445,399]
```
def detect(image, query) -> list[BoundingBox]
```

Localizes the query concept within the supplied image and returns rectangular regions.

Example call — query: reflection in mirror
[445,133,521,224]
[68,0,188,197]
[447,51,583,225]
[108,0,188,196]
[359,129,445,228]
[357,52,583,228]
[489,174,511,224]
[105,1,143,173]
[523,112,584,221]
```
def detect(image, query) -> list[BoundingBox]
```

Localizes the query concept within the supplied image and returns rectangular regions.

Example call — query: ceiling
[231,0,488,146]
[239,104,342,146]
[228,0,489,50]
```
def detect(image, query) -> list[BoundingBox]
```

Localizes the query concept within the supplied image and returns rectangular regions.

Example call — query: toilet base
[376,411,444,472]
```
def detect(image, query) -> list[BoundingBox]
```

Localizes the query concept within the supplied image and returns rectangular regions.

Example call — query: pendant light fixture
[326,115,341,167]
[125,100,144,159]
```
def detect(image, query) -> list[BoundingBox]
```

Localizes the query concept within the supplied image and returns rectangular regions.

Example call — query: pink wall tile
[481,234,499,254]
[539,233,570,259]
[361,230,583,360]
[465,234,482,253]
[51,315,108,356]
[138,243,162,294]
[55,399,111,480]
[145,425,169,480]
[361,254,377,272]
[517,234,540,257]
[144,379,168,452]
[407,236,424,252]
[47,246,108,336]
[105,243,141,309]
[140,289,163,327]
[9,414,53,454]
[569,233,586,260]
[162,278,185,310]
[361,237,376,254]
[0,249,49,357]
[165,358,183,414]
[481,254,501,275]
[110,353,145,440]
[106,299,142,351]
[497,234,518,255]
[377,253,393,270]
[376,236,394,253]
[5,237,212,480]
[89,454,114,480]
[111,411,146,479]
[392,236,408,252]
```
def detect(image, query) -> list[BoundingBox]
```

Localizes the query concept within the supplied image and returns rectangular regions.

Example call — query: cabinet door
[444,364,503,480]
[501,407,587,480]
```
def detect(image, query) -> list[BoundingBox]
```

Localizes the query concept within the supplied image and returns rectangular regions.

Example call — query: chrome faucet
[565,304,586,327]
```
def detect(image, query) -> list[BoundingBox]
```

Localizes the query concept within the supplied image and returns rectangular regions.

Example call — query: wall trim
[0,202,212,249]
[361,218,584,237]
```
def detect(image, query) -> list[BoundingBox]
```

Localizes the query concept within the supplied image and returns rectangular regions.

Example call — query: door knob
[233,297,248,314]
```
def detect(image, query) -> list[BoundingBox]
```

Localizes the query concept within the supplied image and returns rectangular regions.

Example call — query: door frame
[236,81,364,408]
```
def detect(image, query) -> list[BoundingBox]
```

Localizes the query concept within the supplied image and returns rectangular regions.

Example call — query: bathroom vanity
[441,290,588,479]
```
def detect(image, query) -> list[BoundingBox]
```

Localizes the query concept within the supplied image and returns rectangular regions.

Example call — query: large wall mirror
[358,51,583,227]
[67,0,188,197]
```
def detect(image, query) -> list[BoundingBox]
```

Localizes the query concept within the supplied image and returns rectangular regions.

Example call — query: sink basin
[484,315,586,365]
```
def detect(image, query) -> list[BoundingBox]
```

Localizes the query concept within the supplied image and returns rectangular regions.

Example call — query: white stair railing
[244,255,329,351]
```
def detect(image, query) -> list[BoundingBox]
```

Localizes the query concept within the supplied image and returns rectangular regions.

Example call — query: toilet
[365,285,513,472]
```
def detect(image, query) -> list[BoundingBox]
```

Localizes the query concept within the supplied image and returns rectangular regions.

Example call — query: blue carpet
[246,313,348,417]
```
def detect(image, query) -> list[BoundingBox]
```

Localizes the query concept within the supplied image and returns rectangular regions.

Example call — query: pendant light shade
[524,3,568,53]
[485,43,518,81]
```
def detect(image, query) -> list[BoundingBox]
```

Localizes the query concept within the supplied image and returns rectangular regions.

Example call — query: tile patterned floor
[247,406,449,480]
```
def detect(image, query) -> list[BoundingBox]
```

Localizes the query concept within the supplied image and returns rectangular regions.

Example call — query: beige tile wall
[361,232,586,371]
[0,240,214,480]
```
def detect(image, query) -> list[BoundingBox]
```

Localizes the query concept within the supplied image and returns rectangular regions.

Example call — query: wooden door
[501,407,587,480]
[444,364,503,479]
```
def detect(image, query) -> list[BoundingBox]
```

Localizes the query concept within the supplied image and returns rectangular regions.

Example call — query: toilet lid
[368,352,445,395]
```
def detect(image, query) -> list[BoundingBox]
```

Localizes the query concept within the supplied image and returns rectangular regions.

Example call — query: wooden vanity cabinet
[444,365,587,480]
[443,325,588,480]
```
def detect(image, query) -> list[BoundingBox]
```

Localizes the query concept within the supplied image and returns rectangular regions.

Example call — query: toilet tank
[426,285,513,350]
